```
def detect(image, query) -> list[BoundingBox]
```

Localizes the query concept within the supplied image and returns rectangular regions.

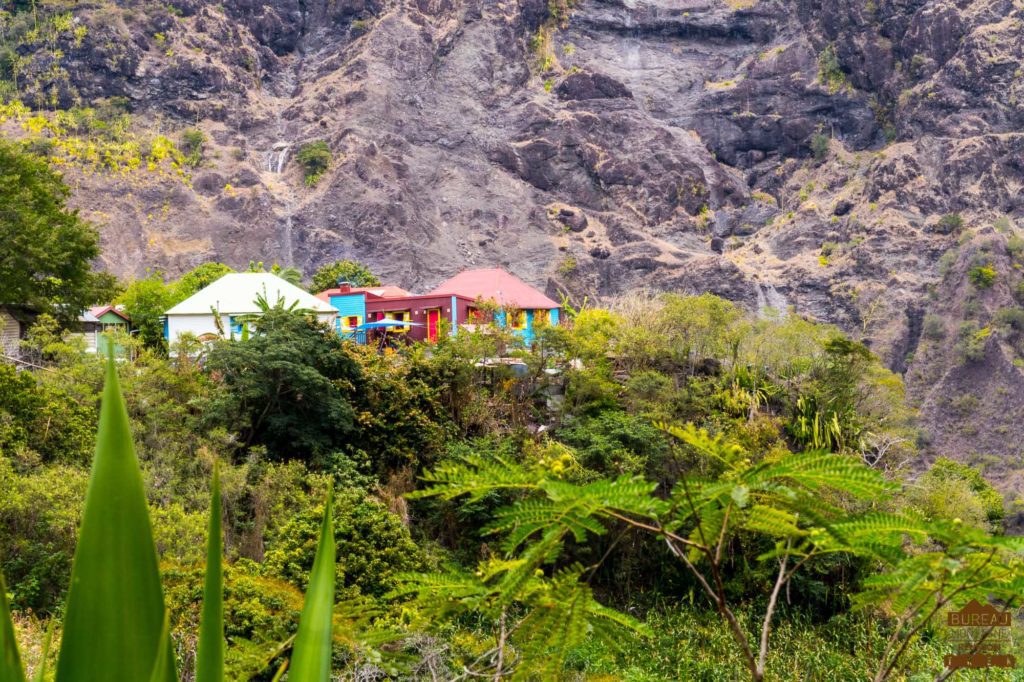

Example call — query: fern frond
[743,504,806,538]
[484,499,606,551]
[408,453,540,501]
[654,422,745,468]
[827,512,930,552]
[745,450,891,498]
[513,564,645,679]
[543,476,662,517]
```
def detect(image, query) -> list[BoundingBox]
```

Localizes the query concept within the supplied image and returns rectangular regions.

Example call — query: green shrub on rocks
[935,213,964,235]
[296,140,332,186]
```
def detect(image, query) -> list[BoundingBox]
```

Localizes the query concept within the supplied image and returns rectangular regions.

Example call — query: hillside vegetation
[3,269,1023,678]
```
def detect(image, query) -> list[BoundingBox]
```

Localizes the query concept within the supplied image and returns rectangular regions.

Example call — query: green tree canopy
[0,140,112,324]
[202,309,361,465]
[309,259,380,293]
[116,273,176,349]
[173,262,235,300]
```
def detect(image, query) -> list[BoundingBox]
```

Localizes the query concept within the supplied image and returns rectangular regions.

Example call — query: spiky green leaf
[55,358,174,682]
[0,573,26,682]
[195,466,224,682]
[289,489,335,681]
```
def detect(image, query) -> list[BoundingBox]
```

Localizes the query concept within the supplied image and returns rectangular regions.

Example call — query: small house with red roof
[316,268,560,345]
[427,268,561,344]
[75,305,131,355]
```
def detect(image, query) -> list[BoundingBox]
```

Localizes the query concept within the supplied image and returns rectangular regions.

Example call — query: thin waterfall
[266,143,291,173]
[755,282,788,319]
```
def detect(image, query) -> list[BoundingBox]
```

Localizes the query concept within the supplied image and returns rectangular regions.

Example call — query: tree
[409,421,1024,681]
[0,139,111,324]
[272,264,302,287]
[309,259,380,293]
[116,272,176,349]
[173,262,234,300]
[202,308,361,465]
[245,261,302,286]
[263,486,425,597]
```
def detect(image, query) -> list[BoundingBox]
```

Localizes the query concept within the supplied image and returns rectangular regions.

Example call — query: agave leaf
[288,489,335,681]
[0,573,26,682]
[148,613,174,682]
[195,466,224,682]
[55,357,175,682]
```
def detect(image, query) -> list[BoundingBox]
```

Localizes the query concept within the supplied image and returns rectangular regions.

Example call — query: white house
[163,273,337,344]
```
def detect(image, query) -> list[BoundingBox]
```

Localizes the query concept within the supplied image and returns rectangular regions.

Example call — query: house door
[426,309,440,342]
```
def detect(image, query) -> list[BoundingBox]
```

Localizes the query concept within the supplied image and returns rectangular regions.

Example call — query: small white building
[163,273,337,344]
[0,308,25,359]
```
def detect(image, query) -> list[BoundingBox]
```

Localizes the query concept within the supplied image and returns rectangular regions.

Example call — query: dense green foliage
[309,259,381,292]
[202,309,361,464]
[1,274,1020,680]
[296,141,332,186]
[0,140,114,324]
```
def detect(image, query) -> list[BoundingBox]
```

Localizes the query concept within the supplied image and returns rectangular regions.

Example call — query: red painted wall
[364,295,474,343]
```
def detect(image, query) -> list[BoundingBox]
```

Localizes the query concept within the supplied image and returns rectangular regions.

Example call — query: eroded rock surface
[5,0,1024,489]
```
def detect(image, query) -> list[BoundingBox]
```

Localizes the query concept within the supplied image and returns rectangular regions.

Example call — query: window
[228,316,244,335]
[385,311,410,332]
[468,307,489,323]
[341,315,362,331]
[508,310,527,330]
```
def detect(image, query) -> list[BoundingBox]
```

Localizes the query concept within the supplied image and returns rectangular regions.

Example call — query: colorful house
[164,273,337,344]
[427,268,561,344]
[315,283,476,343]
[76,306,131,355]
[317,268,561,345]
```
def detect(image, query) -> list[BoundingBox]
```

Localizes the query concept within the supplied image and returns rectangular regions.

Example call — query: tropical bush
[296,141,332,186]
[309,259,380,292]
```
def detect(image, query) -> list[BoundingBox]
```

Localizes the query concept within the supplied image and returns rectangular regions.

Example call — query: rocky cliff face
[3,0,1024,490]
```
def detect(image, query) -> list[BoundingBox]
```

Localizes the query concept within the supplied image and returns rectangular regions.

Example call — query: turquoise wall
[493,308,561,344]
[329,293,367,343]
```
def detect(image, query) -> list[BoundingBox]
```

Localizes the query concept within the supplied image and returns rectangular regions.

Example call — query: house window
[468,307,491,323]
[228,316,255,336]
[341,315,362,331]
[385,311,410,332]
[508,310,527,330]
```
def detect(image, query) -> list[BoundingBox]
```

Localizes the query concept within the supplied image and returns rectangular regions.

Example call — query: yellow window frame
[385,311,411,332]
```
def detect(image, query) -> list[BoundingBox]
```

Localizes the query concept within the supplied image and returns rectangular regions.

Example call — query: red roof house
[427,268,560,310]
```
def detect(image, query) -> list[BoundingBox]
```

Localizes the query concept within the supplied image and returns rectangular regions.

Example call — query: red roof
[315,285,412,302]
[88,305,130,322]
[427,269,559,310]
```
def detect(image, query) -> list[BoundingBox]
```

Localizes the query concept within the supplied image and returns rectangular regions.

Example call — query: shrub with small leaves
[1006,234,1024,262]
[296,140,332,186]
[935,213,964,235]
[817,45,847,93]
[921,313,946,341]
[994,306,1024,333]
[180,128,205,167]
[810,132,829,161]
[968,263,997,289]
[954,321,990,363]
